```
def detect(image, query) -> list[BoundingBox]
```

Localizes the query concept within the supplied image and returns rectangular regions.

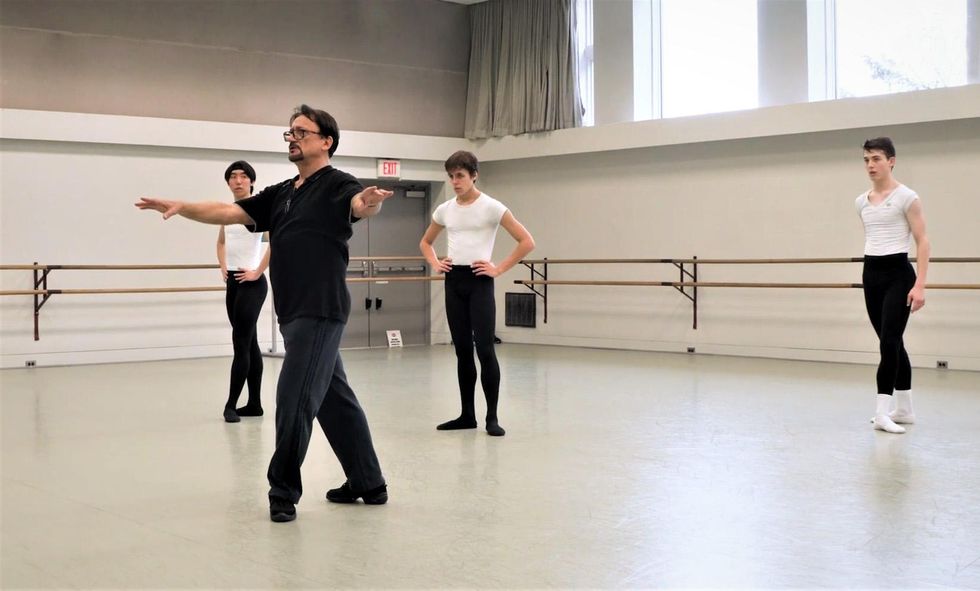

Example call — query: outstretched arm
[472,211,535,277]
[135,198,252,225]
[906,200,930,313]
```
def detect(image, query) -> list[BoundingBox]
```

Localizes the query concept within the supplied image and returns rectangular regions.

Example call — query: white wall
[0,111,465,368]
[471,109,980,370]
[4,88,980,371]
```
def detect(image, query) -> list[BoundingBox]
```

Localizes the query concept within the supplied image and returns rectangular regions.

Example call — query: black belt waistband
[863,253,911,269]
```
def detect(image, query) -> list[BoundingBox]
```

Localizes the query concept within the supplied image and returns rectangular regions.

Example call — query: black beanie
[224,160,256,184]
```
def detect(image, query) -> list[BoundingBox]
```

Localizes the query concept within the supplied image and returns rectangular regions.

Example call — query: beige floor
[2,344,979,589]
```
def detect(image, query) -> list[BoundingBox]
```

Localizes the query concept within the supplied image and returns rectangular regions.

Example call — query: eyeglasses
[283,127,322,141]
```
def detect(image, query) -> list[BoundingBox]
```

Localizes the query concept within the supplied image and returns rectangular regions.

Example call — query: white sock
[873,394,905,434]
[889,390,915,424]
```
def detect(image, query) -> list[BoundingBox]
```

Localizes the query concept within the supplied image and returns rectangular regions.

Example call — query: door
[344,203,371,348]
[342,185,430,349]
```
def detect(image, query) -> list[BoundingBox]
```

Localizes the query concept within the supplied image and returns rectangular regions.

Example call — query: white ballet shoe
[888,410,916,424]
[873,414,906,434]
[870,411,916,424]
[872,394,905,433]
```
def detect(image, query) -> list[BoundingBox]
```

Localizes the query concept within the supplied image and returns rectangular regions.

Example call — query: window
[623,0,974,126]
[632,0,758,120]
[811,0,969,99]
[660,0,758,118]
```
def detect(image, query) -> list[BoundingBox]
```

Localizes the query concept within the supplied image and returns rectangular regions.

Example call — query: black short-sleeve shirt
[236,165,362,324]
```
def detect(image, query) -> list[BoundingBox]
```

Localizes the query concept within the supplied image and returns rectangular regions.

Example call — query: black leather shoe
[326,482,388,505]
[269,496,296,522]
[223,408,240,423]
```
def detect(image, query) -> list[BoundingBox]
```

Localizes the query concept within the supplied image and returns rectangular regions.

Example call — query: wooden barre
[0,257,428,272]
[519,257,980,265]
[4,257,976,272]
[0,287,225,296]
[4,257,977,271]
[0,264,220,271]
[0,276,445,296]
[515,280,980,289]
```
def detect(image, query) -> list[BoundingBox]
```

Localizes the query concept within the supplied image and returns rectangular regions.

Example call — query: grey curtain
[464,0,583,139]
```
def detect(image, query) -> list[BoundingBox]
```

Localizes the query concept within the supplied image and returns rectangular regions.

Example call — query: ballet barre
[0,258,442,341]
[514,257,980,328]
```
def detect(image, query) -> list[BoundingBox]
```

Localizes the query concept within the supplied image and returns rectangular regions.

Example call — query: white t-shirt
[855,184,919,256]
[432,193,508,266]
[224,224,266,271]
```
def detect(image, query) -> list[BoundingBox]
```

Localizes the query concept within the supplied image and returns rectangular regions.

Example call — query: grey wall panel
[0,0,470,136]
[0,28,467,136]
[592,0,633,125]
[0,0,470,71]
[758,0,808,107]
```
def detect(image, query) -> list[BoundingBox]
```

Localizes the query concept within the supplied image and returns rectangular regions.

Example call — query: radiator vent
[504,292,536,328]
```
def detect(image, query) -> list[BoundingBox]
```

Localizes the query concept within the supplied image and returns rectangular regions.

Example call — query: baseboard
[0,343,267,369]
[432,331,980,372]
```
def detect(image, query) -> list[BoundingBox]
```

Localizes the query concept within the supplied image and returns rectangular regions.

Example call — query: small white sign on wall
[386,330,403,347]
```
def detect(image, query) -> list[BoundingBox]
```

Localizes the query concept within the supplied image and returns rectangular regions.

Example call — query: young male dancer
[856,137,930,434]
[420,151,535,437]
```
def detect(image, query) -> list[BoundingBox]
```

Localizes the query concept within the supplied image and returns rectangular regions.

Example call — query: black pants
[268,317,385,503]
[862,253,916,395]
[445,266,501,421]
[225,274,268,409]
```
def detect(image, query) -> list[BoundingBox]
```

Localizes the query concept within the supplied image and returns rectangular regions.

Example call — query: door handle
[365,297,372,310]
[375,265,426,273]
[348,261,368,278]
[375,297,382,310]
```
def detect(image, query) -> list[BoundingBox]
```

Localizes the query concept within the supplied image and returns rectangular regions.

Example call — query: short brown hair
[445,150,478,176]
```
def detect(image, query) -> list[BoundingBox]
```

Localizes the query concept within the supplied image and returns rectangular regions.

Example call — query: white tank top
[855,184,919,256]
[224,224,265,270]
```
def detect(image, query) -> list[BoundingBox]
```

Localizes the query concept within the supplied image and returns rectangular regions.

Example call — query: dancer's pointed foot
[437,416,477,430]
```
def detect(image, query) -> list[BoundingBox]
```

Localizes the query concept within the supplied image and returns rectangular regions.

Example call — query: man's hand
[135,197,184,220]
[472,260,500,277]
[433,257,453,273]
[352,187,394,218]
[907,285,925,313]
[360,186,394,208]
[235,269,263,282]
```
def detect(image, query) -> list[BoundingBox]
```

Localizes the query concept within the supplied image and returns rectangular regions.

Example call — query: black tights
[862,254,915,395]
[225,274,268,410]
[445,266,500,422]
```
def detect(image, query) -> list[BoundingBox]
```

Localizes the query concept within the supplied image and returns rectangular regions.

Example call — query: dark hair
[444,150,479,176]
[224,160,256,194]
[290,104,340,157]
[863,137,896,159]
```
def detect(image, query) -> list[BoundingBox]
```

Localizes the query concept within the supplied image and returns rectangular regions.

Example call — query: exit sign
[377,159,401,179]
